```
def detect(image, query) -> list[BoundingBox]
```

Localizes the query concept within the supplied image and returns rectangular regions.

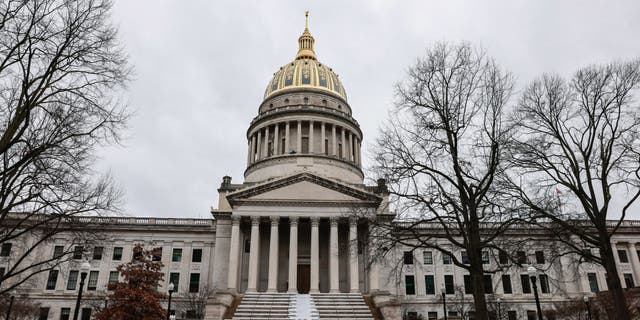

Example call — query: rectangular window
[72,246,83,260]
[507,311,517,320]
[81,308,91,320]
[93,247,103,260]
[39,307,49,320]
[60,308,71,320]
[189,273,200,293]
[53,245,64,259]
[517,251,527,264]
[172,248,182,262]
[301,137,309,153]
[443,253,452,265]
[423,251,433,265]
[152,247,162,262]
[403,251,414,265]
[499,250,509,265]
[502,275,513,294]
[112,247,123,261]
[170,272,180,293]
[484,274,493,294]
[427,312,438,320]
[618,249,629,263]
[464,275,472,294]
[535,251,545,264]
[87,271,99,291]
[444,275,454,294]
[108,271,119,290]
[425,275,435,294]
[67,270,79,290]
[527,310,537,320]
[482,251,490,265]
[0,243,12,256]
[588,273,599,293]
[520,274,531,294]
[192,248,202,263]
[539,274,550,293]
[324,139,329,155]
[461,250,469,264]
[624,273,635,288]
[46,270,58,290]
[405,275,415,295]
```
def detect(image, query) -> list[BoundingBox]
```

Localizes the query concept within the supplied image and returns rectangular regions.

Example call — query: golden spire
[296,11,316,60]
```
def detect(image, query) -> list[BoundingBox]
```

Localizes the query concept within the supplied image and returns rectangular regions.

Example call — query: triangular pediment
[226,173,381,207]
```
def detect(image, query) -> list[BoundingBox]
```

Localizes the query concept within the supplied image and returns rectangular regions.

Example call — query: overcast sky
[100,1,640,219]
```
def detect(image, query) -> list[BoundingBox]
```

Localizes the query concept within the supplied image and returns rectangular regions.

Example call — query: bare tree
[0,292,41,320]
[507,60,640,319]
[174,285,215,320]
[370,42,516,319]
[0,0,130,294]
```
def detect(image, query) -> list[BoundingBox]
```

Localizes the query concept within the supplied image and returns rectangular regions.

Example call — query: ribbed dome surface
[264,59,347,101]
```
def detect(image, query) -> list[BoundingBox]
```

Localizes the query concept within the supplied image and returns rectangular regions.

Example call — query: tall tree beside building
[0,0,130,294]
[371,42,516,320]
[507,60,640,320]
[95,245,167,320]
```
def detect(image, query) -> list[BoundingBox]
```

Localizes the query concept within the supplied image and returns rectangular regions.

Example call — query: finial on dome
[296,11,316,60]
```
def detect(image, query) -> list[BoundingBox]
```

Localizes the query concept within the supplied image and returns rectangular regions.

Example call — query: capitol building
[3,14,640,320]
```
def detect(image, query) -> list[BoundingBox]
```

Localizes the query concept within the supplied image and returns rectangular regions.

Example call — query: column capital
[290,216,299,226]
[232,216,241,226]
[270,216,280,224]
[251,216,261,226]
[349,216,358,226]
[310,217,320,227]
[330,217,339,227]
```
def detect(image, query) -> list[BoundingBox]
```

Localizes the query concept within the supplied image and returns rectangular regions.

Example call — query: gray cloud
[99,0,640,218]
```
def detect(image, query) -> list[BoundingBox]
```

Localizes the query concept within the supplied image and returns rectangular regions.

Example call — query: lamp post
[167,282,175,320]
[441,288,447,320]
[527,266,543,320]
[72,260,91,320]
[497,297,502,320]
[4,290,15,320]
[583,296,592,320]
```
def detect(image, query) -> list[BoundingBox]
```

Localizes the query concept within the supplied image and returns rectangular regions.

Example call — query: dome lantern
[296,11,316,60]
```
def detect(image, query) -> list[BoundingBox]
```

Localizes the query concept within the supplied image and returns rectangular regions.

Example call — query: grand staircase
[230,292,373,320]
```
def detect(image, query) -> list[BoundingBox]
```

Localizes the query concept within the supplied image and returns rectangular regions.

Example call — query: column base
[350,289,360,293]
[246,288,257,293]
[267,288,278,293]
[287,289,298,293]
[310,289,320,293]
[330,289,340,293]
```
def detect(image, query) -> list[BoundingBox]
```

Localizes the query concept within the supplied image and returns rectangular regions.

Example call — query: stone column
[256,130,262,161]
[355,138,361,165]
[288,217,299,293]
[628,242,640,284]
[263,126,269,157]
[285,122,290,153]
[297,120,302,153]
[227,216,241,292]
[332,125,337,156]
[348,132,354,161]
[349,217,359,292]
[368,222,379,292]
[274,124,279,156]
[247,216,260,292]
[309,121,314,154]
[267,216,279,292]
[330,217,340,293]
[246,140,252,165]
[310,217,320,293]
[321,122,326,154]
[340,127,346,159]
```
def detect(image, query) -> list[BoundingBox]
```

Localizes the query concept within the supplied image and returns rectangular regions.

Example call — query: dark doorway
[297,264,310,293]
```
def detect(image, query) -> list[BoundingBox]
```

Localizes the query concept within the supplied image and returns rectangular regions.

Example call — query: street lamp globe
[583,296,589,303]
[497,297,501,303]
[527,266,537,277]
[168,282,175,293]
[80,260,91,274]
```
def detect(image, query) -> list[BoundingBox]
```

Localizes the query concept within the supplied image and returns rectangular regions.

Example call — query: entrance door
[297,264,310,293]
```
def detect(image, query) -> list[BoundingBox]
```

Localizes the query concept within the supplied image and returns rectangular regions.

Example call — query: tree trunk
[599,240,630,320]
[468,243,489,319]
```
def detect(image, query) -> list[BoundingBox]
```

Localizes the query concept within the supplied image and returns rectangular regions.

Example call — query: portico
[226,214,364,294]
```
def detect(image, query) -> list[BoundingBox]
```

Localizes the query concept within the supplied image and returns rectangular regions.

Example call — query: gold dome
[263,12,347,101]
